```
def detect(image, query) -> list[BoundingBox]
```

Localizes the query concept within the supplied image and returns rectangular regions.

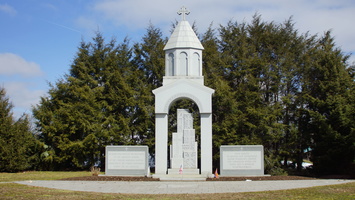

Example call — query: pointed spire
[164,6,203,51]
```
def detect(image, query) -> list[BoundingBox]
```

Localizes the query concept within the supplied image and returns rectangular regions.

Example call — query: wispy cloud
[41,3,58,11]
[0,53,45,118]
[4,82,44,107]
[75,16,99,31]
[0,53,44,77]
[91,0,354,34]
[90,0,355,61]
[3,81,46,117]
[93,0,181,29]
[0,4,17,16]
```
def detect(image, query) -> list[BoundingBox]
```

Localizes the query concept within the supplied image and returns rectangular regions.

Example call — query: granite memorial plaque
[105,146,149,176]
[220,145,264,176]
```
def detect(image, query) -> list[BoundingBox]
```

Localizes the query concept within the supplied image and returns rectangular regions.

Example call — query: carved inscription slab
[223,151,261,170]
[107,151,146,170]
[105,146,148,176]
[220,145,264,176]
[183,151,197,168]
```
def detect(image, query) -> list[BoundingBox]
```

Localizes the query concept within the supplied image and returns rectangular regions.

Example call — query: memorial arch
[152,7,214,178]
[153,81,214,177]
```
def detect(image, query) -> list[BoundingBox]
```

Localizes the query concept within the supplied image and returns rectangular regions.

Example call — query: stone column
[200,113,213,176]
[155,113,168,175]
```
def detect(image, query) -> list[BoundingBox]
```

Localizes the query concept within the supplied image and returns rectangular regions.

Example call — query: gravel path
[15,179,354,194]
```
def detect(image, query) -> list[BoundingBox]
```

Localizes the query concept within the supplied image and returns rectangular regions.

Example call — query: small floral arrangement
[90,166,101,176]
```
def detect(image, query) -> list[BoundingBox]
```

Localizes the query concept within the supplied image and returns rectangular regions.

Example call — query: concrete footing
[168,168,200,175]
[153,174,208,181]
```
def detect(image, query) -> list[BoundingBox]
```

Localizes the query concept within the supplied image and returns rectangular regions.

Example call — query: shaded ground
[61,175,318,181]
[207,176,317,181]
[61,176,160,181]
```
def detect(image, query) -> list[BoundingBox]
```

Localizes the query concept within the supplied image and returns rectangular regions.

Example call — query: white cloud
[90,0,355,63]
[2,81,46,118]
[0,53,44,77]
[0,4,17,16]
[0,53,46,118]
[75,16,98,31]
[91,0,355,34]
[4,82,44,108]
[93,0,178,30]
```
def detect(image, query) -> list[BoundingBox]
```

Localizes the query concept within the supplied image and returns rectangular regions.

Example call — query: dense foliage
[0,88,45,172]
[31,15,354,175]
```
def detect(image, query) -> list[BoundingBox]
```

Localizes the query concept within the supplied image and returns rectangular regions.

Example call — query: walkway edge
[14,179,354,194]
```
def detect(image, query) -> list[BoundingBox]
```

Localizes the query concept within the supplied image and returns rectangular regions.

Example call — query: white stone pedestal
[168,168,200,175]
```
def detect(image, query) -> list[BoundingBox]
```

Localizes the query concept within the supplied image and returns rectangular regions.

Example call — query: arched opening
[167,98,201,171]
[192,52,200,76]
[179,52,188,76]
[152,82,215,176]
[168,53,174,76]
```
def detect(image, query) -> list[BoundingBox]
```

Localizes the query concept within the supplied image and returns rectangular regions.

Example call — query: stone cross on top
[177,6,190,21]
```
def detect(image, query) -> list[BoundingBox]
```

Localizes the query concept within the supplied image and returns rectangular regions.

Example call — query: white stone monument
[168,109,199,174]
[152,6,214,178]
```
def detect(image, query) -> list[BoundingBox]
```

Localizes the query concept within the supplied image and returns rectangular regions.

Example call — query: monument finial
[177,6,190,21]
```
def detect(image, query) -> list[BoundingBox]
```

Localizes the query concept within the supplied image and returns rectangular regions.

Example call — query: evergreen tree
[300,31,355,175]
[31,16,354,174]
[201,24,239,169]
[133,23,166,88]
[132,24,167,154]
[219,16,277,147]
[216,15,354,175]
[0,87,39,172]
[33,33,138,170]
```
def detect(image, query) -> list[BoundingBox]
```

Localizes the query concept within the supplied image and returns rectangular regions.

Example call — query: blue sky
[1,0,354,118]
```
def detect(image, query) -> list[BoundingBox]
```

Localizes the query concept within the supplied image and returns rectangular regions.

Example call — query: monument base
[168,168,200,175]
[153,173,213,181]
[219,174,271,177]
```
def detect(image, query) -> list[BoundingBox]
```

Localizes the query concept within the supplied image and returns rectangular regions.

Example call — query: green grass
[0,171,93,182]
[0,171,354,200]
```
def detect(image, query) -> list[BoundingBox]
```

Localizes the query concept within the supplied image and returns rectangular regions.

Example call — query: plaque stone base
[153,174,209,181]
[168,168,200,175]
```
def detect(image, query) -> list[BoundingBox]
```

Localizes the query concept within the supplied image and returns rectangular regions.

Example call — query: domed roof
[163,20,204,51]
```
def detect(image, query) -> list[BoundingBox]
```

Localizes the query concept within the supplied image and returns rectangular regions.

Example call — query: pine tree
[31,17,354,174]
[300,31,355,175]
[0,87,38,172]
[219,16,277,146]
[215,15,355,174]
[133,23,166,88]
[132,24,167,154]
[201,24,240,169]
[33,33,138,170]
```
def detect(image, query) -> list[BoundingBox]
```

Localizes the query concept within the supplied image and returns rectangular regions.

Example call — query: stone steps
[154,174,208,181]
[167,168,200,175]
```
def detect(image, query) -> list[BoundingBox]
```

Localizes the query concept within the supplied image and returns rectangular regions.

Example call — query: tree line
[1,15,354,175]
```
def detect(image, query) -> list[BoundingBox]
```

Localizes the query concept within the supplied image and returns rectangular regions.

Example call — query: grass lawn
[0,171,93,182]
[0,171,354,200]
